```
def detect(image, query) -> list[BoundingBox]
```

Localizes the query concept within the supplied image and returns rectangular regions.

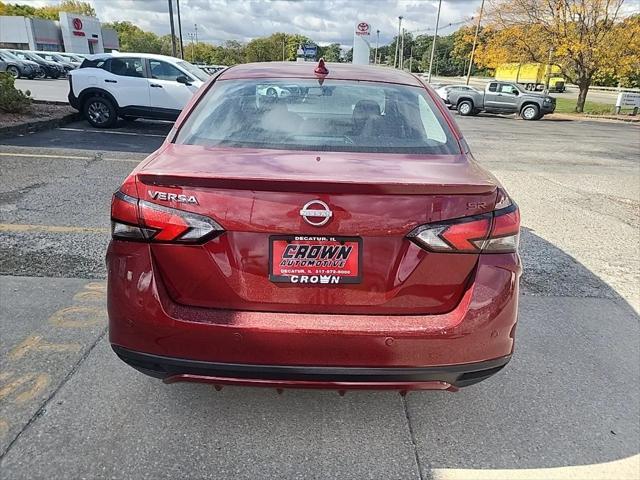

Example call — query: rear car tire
[7,66,20,78]
[458,100,475,116]
[521,104,540,121]
[84,96,117,128]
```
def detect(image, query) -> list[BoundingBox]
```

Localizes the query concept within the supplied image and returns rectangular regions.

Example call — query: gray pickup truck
[448,81,556,120]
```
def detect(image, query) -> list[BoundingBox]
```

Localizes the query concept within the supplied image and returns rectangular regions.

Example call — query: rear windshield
[175,79,459,154]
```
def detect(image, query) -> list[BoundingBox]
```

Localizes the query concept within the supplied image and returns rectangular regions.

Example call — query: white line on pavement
[0,152,139,162]
[57,127,167,138]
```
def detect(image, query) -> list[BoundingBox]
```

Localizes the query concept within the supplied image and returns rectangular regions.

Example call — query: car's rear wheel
[6,66,20,78]
[266,87,278,98]
[34,69,45,79]
[458,100,475,116]
[84,96,117,128]
[521,104,540,121]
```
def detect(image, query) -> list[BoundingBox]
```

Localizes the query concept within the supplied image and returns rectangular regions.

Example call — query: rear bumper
[113,345,511,390]
[108,241,521,389]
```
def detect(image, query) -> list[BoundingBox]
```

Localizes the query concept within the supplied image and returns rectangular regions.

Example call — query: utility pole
[375,29,380,65]
[167,0,176,57]
[466,0,485,85]
[394,16,403,68]
[187,32,194,62]
[282,35,286,61]
[176,0,184,59]
[400,28,406,70]
[409,45,413,72]
[194,23,198,44]
[544,47,553,91]
[427,0,442,82]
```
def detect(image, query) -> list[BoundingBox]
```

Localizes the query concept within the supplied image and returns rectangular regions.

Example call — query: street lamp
[375,29,380,65]
[394,16,403,68]
[427,0,442,82]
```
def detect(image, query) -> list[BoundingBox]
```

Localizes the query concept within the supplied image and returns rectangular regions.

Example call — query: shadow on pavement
[0,120,172,154]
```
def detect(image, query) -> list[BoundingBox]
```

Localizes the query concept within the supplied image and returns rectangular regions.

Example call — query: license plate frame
[269,235,363,284]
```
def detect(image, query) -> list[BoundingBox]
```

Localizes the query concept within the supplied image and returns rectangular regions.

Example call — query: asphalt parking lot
[0,115,638,479]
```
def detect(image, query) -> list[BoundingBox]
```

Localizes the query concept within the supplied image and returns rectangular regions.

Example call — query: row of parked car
[0,49,86,79]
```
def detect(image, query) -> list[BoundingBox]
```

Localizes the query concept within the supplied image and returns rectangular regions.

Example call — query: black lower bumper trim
[112,345,511,388]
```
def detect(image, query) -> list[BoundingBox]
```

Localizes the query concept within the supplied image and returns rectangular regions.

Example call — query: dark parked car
[449,81,556,120]
[31,51,77,76]
[0,49,40,79]
[8,50,63,79]
[108,61,522,392]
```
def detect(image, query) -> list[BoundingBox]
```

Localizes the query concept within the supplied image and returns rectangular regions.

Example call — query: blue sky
[27,0,483,45]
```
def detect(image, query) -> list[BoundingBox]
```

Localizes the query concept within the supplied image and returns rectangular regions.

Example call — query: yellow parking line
[0,152,139,162]
[0,223,109,234]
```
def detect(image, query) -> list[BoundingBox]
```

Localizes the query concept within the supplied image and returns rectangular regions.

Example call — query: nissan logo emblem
[300,200,332,227]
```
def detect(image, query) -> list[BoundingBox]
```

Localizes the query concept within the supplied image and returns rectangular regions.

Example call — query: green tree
[36,0,95,19]
[103,21,162,54]
[318,43,342,62]
[211,41,245,66]
[0,1,95,19]
[0,1,38,16]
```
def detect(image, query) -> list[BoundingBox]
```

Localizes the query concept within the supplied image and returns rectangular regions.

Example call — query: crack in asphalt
[402,395,426,480]
[0,326,108,462]
[0,182,47,206]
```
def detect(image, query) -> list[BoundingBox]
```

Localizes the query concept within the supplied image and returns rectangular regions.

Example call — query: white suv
[68,53,208,128]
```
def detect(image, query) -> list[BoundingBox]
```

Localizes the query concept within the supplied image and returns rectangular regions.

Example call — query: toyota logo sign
[300,200,333,227]
[72,18,83,30]
[356,22,370,36]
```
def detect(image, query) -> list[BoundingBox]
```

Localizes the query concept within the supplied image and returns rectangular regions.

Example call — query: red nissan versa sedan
[108,60,521,392]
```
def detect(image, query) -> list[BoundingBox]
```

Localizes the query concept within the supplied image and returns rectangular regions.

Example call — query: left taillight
[408,202,520,254]
[110,190,224,244]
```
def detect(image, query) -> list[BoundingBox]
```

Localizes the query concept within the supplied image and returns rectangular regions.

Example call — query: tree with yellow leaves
[482,0,638,112]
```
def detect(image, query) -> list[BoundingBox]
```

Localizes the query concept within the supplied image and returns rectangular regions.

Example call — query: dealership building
[0,12,119,53]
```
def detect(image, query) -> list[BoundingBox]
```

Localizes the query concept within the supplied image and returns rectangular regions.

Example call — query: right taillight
[110,190,224,244]
[408,195,520,254]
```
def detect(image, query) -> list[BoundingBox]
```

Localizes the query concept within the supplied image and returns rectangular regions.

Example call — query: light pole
[466,0,485,85]
[427,0,442,82]
[375,29,380,65]
[176,0,184,59]
[167,0,176,57]
[409,45,413,72]
[187,32,195,62]
[400,28,405,70]
[394,16,403,68]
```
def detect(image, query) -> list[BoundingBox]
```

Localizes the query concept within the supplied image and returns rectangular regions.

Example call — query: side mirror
[176,75,192,86]
[513,90,519,96]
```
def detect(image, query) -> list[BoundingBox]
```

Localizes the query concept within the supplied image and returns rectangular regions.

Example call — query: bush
[0,72,32,113]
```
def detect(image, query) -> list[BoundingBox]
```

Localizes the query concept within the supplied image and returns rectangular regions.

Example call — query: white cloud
[31,0,483,45]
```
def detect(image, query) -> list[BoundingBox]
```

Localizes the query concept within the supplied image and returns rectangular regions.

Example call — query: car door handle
[104,79,117,83]
[150,84,163,88]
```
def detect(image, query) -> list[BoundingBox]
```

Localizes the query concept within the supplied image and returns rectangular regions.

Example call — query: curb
[0,112,80,139]
[547,113,640,124]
